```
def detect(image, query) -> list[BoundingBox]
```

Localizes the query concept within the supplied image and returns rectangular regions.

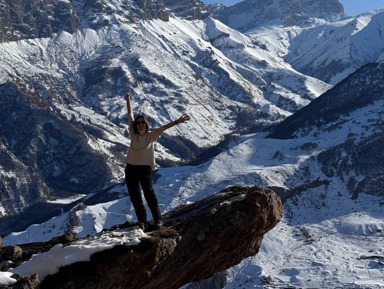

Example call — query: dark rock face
[215,0,344,31]
[162,0,209,20]
[0,0,171,43]
[1,186,283,289]
[299,0,344,17]
[317,133,384,199]
[132,0,170,21]
[268,63,384,139]
[0,0,80,42]
[354,174,384,199]
[0,81,116,217]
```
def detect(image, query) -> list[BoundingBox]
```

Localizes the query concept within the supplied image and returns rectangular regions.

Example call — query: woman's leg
[139,166,162,224]
[125,164,147,222]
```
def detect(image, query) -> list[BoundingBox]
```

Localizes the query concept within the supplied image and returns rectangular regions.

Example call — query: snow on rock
[8,227,147,282]
[0,272,17,286]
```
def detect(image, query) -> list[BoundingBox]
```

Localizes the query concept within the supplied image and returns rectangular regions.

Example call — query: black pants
[124,164,162,223]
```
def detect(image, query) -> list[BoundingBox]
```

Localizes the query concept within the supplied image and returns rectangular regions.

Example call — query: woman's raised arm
[125,91,132,115]
[124,91,135,136]
[161,114,191,131]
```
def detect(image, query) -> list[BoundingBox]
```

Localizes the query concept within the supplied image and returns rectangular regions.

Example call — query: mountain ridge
[213,0,345,32]
[267,61,384,139]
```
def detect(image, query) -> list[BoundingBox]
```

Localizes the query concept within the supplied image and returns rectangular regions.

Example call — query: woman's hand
[162,114,191,131]
[125,91,132,114]
[125,91,131,102]
[176,114,191,124]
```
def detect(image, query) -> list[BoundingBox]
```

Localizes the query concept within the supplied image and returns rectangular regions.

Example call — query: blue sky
[202,0,384,16]
[339,0,384,15]
[339,0,384,16]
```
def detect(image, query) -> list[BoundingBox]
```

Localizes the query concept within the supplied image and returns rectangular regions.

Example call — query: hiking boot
[138,221,148,231]
[154,220,163,229]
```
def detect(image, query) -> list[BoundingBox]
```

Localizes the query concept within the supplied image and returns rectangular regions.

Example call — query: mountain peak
[214,0,345,31]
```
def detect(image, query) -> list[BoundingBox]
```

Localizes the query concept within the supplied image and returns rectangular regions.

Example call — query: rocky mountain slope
[213,0,344,31]
[269,60,384,200]
[285,10,384,84]
[268,61,384,139]
[214,0,384,84]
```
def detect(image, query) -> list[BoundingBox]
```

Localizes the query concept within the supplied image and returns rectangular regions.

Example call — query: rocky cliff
[0,0,211,43]
[0,0,80,42]
[0,186,283,289]
[214,0,344,31]
[0,0,172,42]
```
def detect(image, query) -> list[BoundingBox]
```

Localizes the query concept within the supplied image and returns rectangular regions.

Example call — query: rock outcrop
[0,186,283,289]
[0,0,173,42]
[0,0,80,42]
[162,0,209,20]
[215,0,344,32]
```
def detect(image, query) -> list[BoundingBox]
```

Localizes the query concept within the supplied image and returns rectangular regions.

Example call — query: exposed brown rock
[2,186,283,289]
[41,186,282,289]
[2,246,22,262]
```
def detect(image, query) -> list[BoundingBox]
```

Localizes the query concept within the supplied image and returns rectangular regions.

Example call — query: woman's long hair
[133,114,150,134]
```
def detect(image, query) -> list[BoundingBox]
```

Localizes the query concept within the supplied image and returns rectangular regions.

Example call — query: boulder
[2,186,283,289]
[41,186,283,289]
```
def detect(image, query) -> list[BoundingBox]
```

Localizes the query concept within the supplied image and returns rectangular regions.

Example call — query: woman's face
[136,117,147,134]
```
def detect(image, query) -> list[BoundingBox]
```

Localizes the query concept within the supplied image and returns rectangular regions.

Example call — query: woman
[124,91,190,231]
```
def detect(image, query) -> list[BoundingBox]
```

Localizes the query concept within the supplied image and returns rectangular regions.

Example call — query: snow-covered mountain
[214,0,384,84]
[3,60,384,288]
[1,0,384,287]
[0,0,331,217]
[212,0,345,31]
[286,10,384,84]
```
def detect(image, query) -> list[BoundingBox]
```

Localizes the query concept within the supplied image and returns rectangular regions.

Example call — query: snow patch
[0,69,9,84]
[0,272,17,286]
